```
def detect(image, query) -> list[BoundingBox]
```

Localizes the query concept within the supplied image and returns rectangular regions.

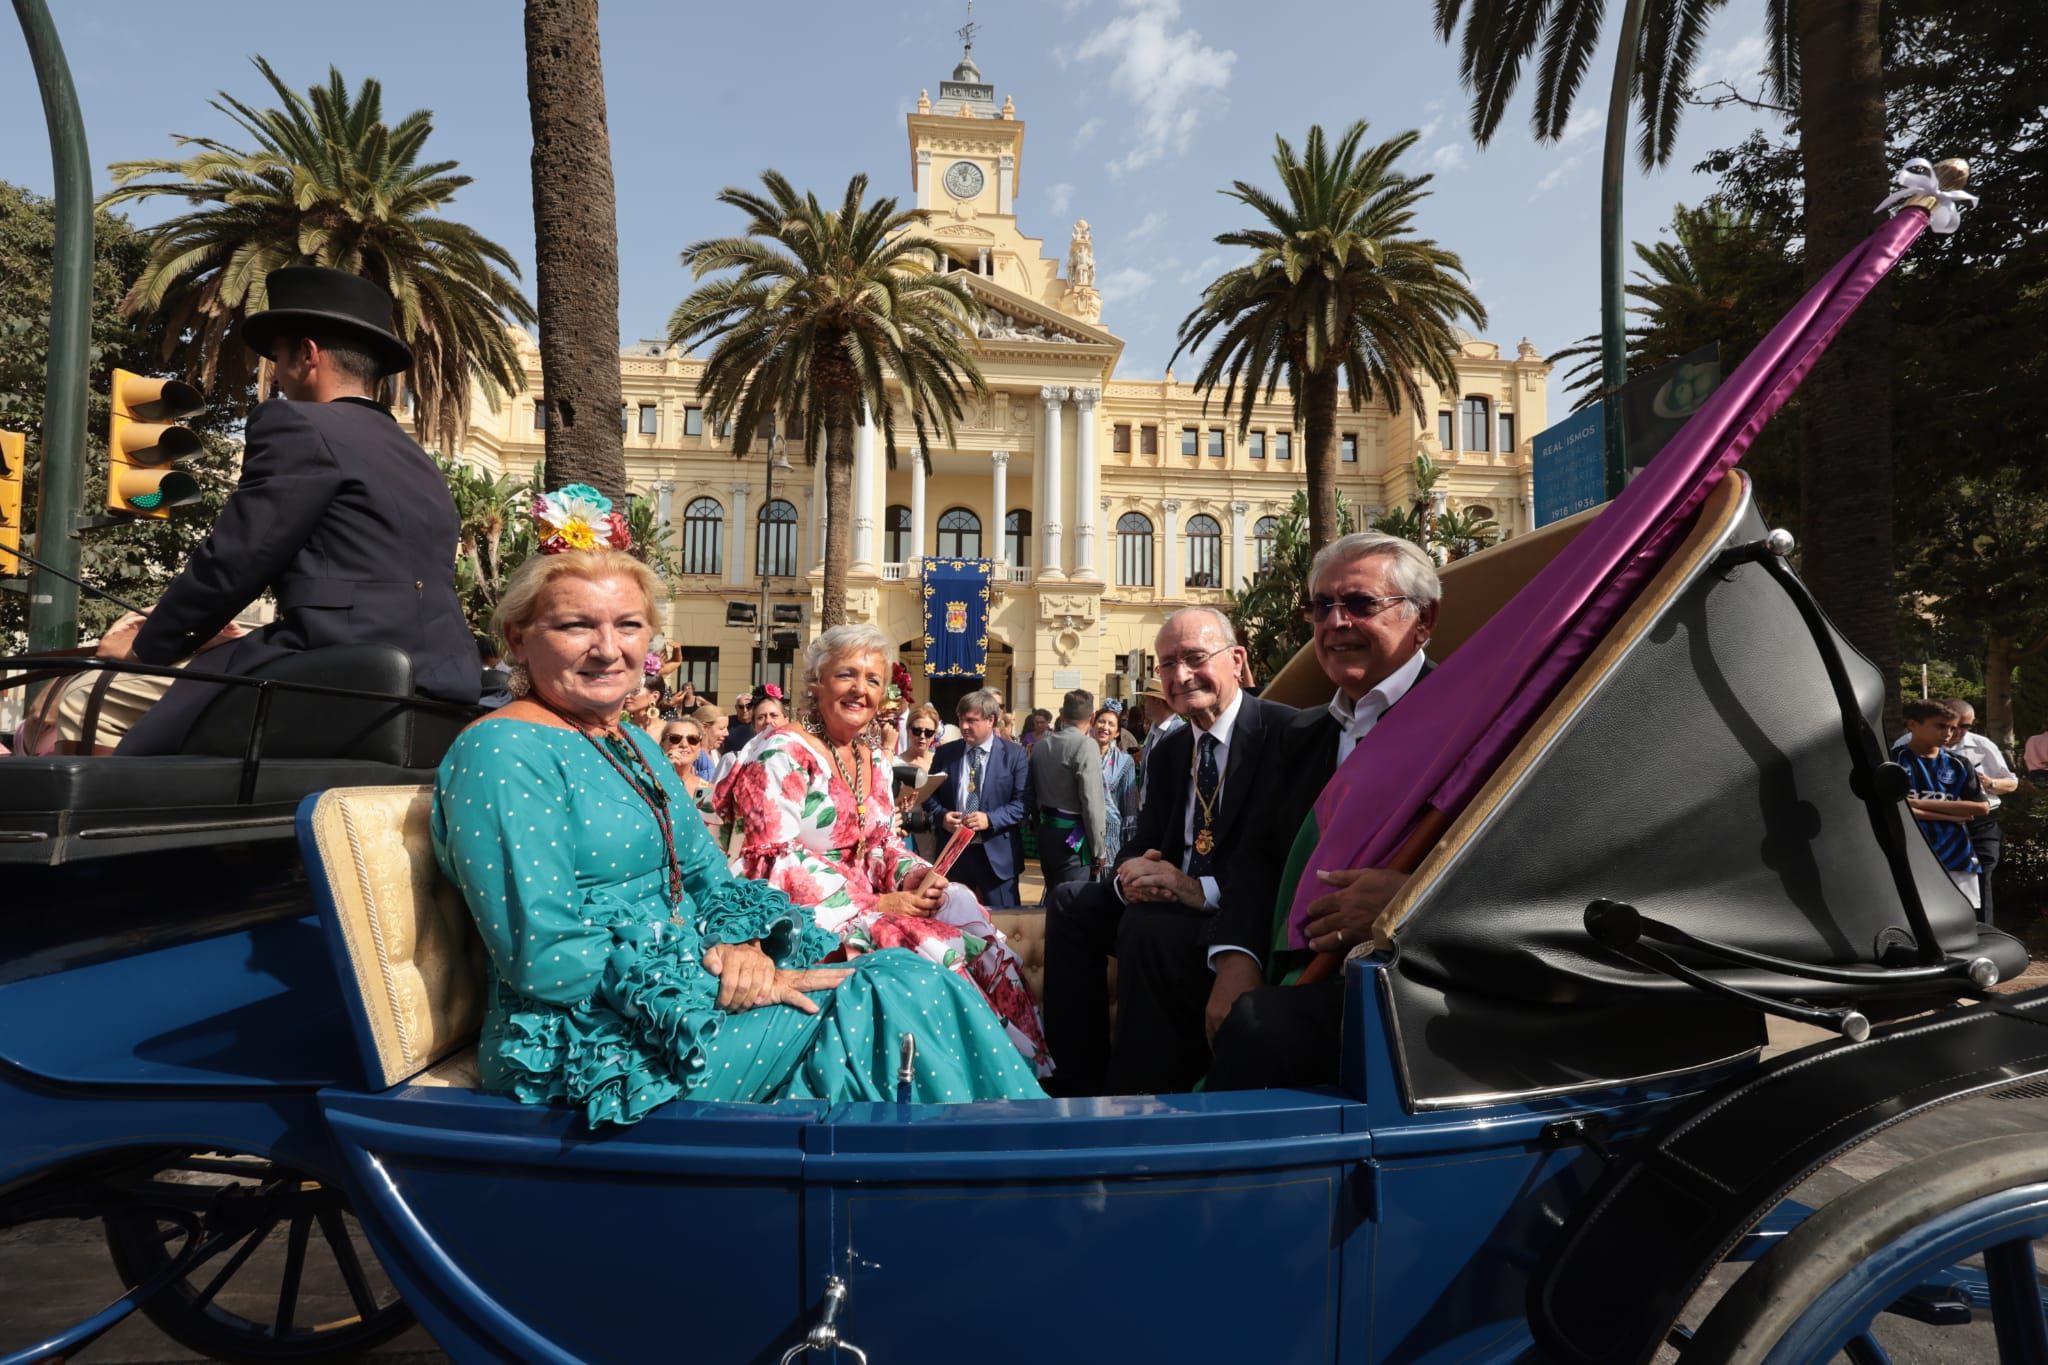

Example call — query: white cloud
[1530,149,1590,199]
[1560,106,1605,143]
[1423,97,1447,114]
[1430,143,1469,172]
[1124,210,1168,242]
[1048,182,1075,215]
[1178,253,1224,285]
[1073,116,1104,149]
[1701,30,1770,85]
[1072,0,1237,175]
[1097,266,1156,305]
[1416,114,1444,143]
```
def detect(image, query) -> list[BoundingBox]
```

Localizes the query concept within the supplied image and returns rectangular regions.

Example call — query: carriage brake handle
[779,1276,869,1365]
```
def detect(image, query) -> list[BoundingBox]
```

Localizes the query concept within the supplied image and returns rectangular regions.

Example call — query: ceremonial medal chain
[1190,739,1223,858]
[828,739,870,823]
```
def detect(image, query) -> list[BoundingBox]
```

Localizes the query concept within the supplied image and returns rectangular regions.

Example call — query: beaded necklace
[538,701,684,909]
[826,737,871,823]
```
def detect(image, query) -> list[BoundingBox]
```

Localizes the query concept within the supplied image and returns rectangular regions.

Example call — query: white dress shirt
[1116,692,1241,912]
[1209,653,1427,969]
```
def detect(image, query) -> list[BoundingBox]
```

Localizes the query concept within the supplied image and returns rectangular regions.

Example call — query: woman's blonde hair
[494,549,664,655]
[905,702,940,737]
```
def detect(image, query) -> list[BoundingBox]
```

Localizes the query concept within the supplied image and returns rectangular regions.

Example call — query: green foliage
[101,57,534,450]
[0,182,243,650]
[1895,659,1982,708]
[1225,490,1354,683]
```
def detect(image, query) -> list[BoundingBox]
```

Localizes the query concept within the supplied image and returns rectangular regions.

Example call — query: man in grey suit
[1029,688,1108,894]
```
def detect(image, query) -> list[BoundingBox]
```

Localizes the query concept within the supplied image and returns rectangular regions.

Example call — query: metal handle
[896,1033,916,1103]
[778,1276,869,1365]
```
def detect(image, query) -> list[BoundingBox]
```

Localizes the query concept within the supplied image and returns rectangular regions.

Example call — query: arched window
[1005,509,1031,567]
[1466,504,1495,521]
[883,503,912,564]
[756,498,798,577]
[1461,396,1491,452]
[1184,514,1223,589]
[935,507,982,558]
[1116,512,1154,588]
[1252,515,1279,574]
[681,496,723,575]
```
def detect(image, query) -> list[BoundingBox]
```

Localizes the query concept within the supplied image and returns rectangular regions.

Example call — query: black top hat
[242,266,414,376]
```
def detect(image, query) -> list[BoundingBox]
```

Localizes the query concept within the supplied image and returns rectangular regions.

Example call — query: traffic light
[107,368,205,518]
[0,430,23,577]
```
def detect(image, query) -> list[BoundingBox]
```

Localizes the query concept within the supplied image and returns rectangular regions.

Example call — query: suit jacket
[924,736,1031,881]
[1029,723,1109,859]
[119,396,478,754]
[1205,660,1436,967]
[1116,692,1295,871]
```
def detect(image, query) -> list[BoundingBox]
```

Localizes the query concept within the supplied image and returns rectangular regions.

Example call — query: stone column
[727,481,751,587]
[997,155,1015,215]
[852,408,877,573]
[990,450,1010,571]
[1040,386,1067,580]
[909,450,927,565]
[1230,500,1249,589]
[652,479,674,531]
[1161,498,1181,595]
[914,149,932,211]
[1071,387,1100,581]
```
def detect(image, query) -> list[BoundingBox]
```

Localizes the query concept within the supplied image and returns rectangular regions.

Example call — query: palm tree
[438,457,534,636]
[101,57,534,452]
[523,0,627,500]
[1170,122,1487,555]
[1430,0,1899,719]
[668,172,986,627]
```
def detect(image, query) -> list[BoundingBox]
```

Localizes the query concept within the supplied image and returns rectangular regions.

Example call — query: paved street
[8,969,2045,1363]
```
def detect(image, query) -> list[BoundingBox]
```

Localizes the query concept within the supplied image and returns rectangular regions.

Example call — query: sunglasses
[1301,593,1412,622]
[664,734,700,746]
[909,727,936,738]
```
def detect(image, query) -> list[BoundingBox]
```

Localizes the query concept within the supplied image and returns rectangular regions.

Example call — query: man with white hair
[1042,605,1295,1095]
[1204,532,1440,1091]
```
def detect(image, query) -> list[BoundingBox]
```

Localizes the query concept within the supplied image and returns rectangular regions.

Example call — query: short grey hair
[957,688,1002,721]
[799,623,893,707]
[1159,605,1238,648]
[1307,532,1442,612]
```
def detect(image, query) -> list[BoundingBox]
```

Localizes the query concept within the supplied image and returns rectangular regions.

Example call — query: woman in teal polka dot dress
[432,536,1044,1128]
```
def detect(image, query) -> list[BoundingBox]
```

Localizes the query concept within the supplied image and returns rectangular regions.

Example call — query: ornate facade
[443,46,1550,714]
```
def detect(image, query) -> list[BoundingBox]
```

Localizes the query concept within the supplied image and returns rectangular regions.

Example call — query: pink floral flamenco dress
[718,728,1053,1078]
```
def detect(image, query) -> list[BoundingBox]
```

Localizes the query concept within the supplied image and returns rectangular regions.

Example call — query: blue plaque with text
[1532,404,1607,528]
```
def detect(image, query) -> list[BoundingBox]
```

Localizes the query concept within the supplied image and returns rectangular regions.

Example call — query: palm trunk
[524,0,625,501]
[1795,0,1899,731]
[1983,634,2017,751]
[1301,363,1342,554]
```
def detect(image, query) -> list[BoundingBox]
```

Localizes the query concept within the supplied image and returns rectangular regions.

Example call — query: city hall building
[443,48,1551,715]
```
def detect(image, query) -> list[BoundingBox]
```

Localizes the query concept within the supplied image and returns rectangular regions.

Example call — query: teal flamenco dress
[432,719,1046,1126]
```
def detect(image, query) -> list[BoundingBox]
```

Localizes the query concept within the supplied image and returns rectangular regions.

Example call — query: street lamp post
[756,423,795,693]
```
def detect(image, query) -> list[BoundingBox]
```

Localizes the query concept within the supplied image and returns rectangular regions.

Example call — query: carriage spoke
[274,1209,313,1335]
[1844,1332,1894,1365]
[316,1206,379,1319]
[192,1216,277,1311]
[1982,1237,2048,1364]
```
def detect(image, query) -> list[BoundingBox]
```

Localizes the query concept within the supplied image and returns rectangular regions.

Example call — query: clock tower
[908,42,1022,222]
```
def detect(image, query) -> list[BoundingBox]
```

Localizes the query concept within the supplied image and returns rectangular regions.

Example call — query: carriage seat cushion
[302,784,488,1091]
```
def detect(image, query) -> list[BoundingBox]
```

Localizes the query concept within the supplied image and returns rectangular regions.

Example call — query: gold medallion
[1194,829,1214,857]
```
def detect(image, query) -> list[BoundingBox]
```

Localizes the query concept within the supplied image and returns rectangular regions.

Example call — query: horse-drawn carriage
[6,189,2046,1365]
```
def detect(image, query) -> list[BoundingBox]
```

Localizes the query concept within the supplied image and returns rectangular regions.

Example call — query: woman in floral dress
[718,625,1053,1078]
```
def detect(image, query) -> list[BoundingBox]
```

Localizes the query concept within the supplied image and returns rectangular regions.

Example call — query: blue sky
[1,0,1780,417]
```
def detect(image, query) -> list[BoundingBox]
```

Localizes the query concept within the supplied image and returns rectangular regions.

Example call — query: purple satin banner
[1287,207,1932,949]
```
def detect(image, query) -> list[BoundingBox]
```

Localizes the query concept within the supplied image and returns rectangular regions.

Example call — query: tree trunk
[1795,0,1898,732]
[1301,363,1342,554]
[524,0,625,501]
[1983,634,2018,752]
[819,393,858,630]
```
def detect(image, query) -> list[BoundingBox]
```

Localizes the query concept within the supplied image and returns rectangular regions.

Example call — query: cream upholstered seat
[303,784,487,1090]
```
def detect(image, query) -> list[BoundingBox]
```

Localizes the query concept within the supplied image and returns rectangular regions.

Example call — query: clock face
[943,160,985,200]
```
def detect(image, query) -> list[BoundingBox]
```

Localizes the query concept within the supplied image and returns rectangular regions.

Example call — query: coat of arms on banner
[945,601,969,634]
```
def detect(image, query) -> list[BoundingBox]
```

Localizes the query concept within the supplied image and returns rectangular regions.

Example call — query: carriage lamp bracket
[1708,534,1945,965]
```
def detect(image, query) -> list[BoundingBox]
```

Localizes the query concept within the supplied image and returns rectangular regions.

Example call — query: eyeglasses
[1301,593,1412,622]
[909,727,937,738]
[1155,647,1231,675]
[664,734,699,747]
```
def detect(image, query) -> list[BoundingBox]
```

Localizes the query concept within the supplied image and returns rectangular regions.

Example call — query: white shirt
[1113,691,1242,912]
[1209,655,1427,970]
[1893,729,2014,812]
[1329,650,1429,765]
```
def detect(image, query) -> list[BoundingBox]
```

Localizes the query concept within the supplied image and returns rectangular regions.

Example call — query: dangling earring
[801,692,827,736]
[507,663,532,698]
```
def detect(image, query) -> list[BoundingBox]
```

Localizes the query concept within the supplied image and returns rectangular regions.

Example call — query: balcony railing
[876,561,1034,586]
[880,562,906,581]
[1007,566,1033,584]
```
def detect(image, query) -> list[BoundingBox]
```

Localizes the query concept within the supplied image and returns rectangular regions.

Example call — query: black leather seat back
[180,645,463,767]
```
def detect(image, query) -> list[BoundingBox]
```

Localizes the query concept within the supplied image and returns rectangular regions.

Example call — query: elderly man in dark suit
[97,268,479,754]
[1204,532,1440,1091]
[1042,607,1295,1096]
[924,687,1032,907]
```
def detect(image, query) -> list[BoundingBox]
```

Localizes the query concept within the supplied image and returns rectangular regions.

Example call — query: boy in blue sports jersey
[1892,698,1992,917]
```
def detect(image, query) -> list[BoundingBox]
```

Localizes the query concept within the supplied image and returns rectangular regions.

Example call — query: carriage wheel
[101,1152,415,1364]
[1685,1133,2048,1363]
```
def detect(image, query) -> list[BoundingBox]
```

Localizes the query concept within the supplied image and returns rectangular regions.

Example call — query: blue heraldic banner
[920,557,993,677]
